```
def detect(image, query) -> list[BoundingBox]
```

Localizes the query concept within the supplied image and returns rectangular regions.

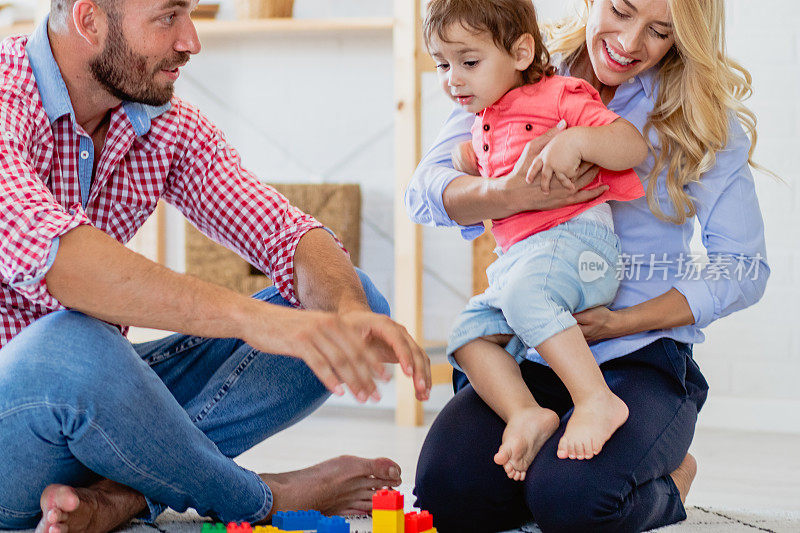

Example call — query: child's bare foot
[259,455,402,518]
[493,407,560,481]
[670,453,697,504]
[557,390,628,460]
[35,479,146,533]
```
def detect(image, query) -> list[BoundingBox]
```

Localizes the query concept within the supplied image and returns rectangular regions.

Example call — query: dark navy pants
[414,338,709,533]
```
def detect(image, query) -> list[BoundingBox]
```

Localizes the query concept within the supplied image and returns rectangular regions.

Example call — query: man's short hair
[50,0,119,25]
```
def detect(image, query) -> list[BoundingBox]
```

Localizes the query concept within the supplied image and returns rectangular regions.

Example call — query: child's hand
[528,133,582,194]
[451,141,480,176]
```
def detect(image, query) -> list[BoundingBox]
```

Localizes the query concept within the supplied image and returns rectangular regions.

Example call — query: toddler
[424,0,648,479]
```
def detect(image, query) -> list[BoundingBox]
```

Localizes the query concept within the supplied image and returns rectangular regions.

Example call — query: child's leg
[453,337,559,481]
[535,326,629,460]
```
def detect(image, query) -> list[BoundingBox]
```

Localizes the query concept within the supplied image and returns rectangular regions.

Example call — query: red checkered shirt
[0,28,332,348]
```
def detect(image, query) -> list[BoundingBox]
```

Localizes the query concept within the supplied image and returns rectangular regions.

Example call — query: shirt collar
[25,16,171,136]
[25,16,72,124]
[560,60,657,101]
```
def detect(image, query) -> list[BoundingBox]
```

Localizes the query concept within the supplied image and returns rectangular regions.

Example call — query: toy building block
[373,509,404,533]
[372,488,404,533]
[252,527,301,533]
[272,510,324,530]
[226,523,253,533]
[372,489,404,511]
[201,524,227,533]
[405,511,435,533]
[316,515,350,533]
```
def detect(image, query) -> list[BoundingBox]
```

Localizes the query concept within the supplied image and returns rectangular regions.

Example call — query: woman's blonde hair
[547,0,761,224]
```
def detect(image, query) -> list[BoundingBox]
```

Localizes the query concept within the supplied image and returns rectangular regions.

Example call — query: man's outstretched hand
[249,307,431,404]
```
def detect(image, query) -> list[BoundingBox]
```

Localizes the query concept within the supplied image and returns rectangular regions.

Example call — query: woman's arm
[406,107,608,230]
[577,118,770,343]
[575,288,695,343]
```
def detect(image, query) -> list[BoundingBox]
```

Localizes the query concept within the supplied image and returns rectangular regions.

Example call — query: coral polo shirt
[472,75,645,251]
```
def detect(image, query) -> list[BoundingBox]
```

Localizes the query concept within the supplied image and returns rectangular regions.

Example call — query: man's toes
[41,485,80,514]
[368,457,401,483]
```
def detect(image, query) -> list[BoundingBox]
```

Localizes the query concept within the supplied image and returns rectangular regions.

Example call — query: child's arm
[570,118,648,171]
[451,140,480,177]
[531,118,648,193]
[453,338,539,422]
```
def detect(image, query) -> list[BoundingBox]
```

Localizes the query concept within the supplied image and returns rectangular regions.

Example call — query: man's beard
[89,15,189,106]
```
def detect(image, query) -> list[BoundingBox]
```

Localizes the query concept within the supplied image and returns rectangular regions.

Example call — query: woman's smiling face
[585,0,676,87]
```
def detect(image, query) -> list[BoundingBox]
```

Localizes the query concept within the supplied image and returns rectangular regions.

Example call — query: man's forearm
[292,228,370,313]
[45,225,274,340]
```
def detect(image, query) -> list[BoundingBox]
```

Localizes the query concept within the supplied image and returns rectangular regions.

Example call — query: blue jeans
[447,218,621,368]
[0,270,389,529]
[415,338,709,533]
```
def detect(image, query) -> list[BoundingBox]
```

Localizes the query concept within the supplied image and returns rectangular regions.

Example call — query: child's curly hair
[423,0,556,85]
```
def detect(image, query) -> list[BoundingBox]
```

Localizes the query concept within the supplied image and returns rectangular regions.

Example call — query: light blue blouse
[404,66,770,364]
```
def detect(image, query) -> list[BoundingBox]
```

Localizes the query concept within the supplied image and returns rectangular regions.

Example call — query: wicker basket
[235,0,294,18]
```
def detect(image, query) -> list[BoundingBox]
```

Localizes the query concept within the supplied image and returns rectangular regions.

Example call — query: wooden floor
[236,403,800,514]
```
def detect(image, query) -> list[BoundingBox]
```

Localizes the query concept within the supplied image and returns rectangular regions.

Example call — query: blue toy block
[272,510,324,530]
[316,515,350,533]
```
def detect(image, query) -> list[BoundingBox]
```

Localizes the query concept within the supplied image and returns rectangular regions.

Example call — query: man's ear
[512,33,536,72]
[72,0,106,47]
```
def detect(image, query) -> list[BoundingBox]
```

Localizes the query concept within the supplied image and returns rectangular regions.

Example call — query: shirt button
[23,274,33,281]
[483,144,489,152]
[525,124,533,131]
[483,124,490,131]
[628,78,636,84]
[80,150,90,160]
[217,141,226,150]
[3,131,13,140]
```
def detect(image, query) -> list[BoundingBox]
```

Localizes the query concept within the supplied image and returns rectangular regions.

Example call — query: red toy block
[226,523,252,533]
[405,510,433,533]
[372,489,404,511]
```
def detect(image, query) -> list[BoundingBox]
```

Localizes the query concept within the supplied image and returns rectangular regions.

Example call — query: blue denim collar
[25,15,171,136]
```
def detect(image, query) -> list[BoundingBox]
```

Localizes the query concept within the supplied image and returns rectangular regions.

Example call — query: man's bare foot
[557,390,628,460]
[259,455,402,520]
[493,407,560,481]
[670,453,697,504]
[35,479,146,533]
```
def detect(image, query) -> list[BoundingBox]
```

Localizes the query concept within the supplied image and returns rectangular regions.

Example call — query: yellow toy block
[373,509,404,533]
[420,529,437,533]
[252,527,301,533]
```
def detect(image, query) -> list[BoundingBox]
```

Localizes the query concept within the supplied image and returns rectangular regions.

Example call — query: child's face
[428,24,527,114]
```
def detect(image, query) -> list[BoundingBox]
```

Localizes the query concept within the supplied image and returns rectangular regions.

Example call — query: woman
[407,0,769,531]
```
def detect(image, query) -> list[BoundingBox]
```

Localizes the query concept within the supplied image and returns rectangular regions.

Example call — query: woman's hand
[442,124,609,225]
[575,289,695,343]
[574,306,626,343]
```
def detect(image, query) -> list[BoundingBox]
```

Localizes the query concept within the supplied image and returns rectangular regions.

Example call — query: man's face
[89,0,200,106]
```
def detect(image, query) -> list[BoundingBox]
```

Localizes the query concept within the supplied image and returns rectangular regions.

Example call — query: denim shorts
[447,218,621,370]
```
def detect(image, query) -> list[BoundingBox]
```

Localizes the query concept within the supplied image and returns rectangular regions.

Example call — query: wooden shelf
[194,17,394,37]
[0,18,394,40]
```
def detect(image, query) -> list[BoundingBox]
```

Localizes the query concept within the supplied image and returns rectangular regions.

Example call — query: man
[0,0,431,531]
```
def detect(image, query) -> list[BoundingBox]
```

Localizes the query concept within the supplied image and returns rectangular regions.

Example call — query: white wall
[157,0,799,433]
